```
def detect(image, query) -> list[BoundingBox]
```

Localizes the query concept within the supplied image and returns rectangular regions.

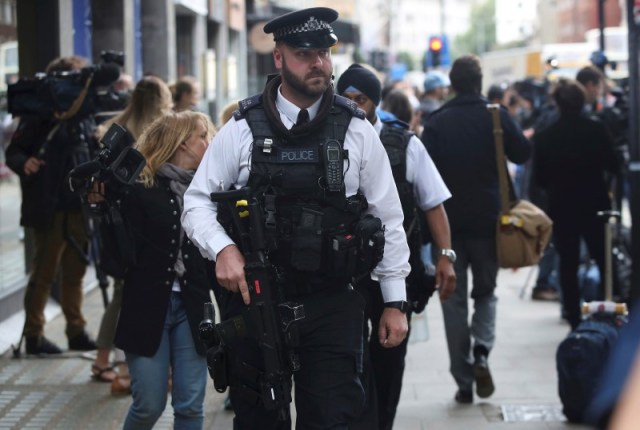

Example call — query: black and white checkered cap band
[274,16,332,39]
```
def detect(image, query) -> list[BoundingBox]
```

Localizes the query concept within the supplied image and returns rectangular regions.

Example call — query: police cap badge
[263,7,339,49]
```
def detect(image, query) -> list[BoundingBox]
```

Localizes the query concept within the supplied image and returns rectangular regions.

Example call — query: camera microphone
[88,63,121,87]
[68,160,103,180]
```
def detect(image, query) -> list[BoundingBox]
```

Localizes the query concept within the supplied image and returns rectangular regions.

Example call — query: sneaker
[454,388,473,404]
[68,331,97,351]
[473,354,495,398]
[25,336,63,355]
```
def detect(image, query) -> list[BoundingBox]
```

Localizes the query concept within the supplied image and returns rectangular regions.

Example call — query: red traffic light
[429,37,443,52]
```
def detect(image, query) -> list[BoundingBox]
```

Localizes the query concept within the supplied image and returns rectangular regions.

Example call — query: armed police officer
[182,7,411,429]
[337,64,456,429]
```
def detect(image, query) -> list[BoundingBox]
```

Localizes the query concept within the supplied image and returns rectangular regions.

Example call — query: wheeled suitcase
[556,210,628,423]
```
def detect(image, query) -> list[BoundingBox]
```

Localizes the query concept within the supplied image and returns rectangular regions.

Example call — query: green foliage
[452,0,496,58]
[352,48,365,64]
[396,51,415,70]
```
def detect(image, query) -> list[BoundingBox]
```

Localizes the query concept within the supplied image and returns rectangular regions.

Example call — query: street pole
[440,0,445,36]
[625,0,640,304]
[598,0,606,53]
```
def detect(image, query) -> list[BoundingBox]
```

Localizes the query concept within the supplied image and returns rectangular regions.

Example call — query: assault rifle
[205,187,304,421]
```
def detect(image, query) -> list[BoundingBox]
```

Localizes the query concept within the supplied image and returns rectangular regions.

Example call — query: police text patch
[276,147,319,163]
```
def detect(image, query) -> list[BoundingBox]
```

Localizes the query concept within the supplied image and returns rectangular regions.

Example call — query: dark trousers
[24,210,88,338]
[224,285,365,430]
[353,278,410,430]
[442,237,498,391]
[554,214,607,329]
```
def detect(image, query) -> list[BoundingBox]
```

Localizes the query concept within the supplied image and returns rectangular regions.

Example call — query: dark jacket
[114,176,216,356]
[421,93,531,239]
[5,116,96,228]
[532,113,617,222]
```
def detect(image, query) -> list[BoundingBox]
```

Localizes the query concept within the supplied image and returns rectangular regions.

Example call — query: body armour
[233,93,381,284]
[379,120,419,236]
[379,119,434,312]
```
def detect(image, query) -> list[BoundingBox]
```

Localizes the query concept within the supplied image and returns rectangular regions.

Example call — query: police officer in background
[337,64,456,430]
[182,7,410,429]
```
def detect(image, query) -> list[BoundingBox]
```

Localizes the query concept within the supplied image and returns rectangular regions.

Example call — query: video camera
[598,78,629,148]
[7,50,124,119]
[67,122,145,197]
[511,77,553,129]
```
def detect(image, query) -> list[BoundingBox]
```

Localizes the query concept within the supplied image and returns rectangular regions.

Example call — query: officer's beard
[281,58,331,99]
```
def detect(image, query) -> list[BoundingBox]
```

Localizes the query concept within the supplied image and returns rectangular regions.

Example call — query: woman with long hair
[99,75,173,140]
[114,111,216,429]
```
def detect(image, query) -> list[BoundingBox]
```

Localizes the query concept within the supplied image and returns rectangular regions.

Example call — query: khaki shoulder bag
[488,104,553,268]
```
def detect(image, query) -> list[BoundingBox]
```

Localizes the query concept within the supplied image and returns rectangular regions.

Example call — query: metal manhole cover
[501,404,565,422]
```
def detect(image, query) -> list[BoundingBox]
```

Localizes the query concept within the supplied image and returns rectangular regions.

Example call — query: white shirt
[372,117,451,211]
[182,88,411,302]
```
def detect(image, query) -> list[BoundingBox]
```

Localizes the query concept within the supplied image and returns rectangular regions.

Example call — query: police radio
[323,139,344,192]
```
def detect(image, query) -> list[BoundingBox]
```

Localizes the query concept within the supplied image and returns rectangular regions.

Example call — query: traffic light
[429,36,443,68]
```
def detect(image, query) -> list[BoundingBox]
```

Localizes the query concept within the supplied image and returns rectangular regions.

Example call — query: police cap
[263,7,339,49]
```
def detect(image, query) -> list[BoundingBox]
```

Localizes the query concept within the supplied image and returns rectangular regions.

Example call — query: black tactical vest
[379,120,419,233]
[235,94,370,281]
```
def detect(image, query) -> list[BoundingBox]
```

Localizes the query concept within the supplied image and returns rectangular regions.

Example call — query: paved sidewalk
[0,267,593,429]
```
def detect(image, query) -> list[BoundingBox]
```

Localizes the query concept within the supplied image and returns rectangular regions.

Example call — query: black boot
[68,331,97,351]
[25,336,63,355]
[473,346,495,398]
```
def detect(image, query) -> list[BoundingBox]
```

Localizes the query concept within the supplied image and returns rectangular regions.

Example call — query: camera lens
[115,167,129,180]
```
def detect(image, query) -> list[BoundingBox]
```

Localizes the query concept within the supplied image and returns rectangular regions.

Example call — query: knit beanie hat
[336,64,382,106]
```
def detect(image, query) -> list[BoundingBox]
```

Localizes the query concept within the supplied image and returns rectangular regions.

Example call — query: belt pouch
[290,208,323,271]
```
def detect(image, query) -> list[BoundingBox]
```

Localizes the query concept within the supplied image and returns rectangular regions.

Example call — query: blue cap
[423,71,450,93]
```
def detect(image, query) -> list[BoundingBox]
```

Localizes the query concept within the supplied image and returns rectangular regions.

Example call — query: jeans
[533,241,559,291]
[123,292,207,430]
[441,237,498,391]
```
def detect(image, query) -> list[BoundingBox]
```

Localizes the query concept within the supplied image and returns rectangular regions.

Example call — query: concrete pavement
[0,267,593,429]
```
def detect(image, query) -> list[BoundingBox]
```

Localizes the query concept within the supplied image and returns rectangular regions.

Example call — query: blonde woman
[112,111,216,429]
[99,75,173,140]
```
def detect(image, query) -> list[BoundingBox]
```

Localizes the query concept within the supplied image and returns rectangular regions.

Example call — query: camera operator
[6,56,100,354]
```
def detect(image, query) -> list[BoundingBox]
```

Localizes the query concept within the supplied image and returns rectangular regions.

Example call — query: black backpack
[556,318,621,423]
[379,121,416,227]
[379,120,435,312]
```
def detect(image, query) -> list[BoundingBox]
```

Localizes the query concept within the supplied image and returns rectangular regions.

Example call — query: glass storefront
[0,160,25,298]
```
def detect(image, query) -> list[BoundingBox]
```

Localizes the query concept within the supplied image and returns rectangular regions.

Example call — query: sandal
[91,364,117,383]
[111,375,132,396]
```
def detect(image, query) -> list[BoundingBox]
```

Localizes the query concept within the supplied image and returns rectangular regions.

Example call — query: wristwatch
[384,300,410,313]
[440,248,457,263]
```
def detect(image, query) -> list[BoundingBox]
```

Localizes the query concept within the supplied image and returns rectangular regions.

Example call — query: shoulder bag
[488,103,553,268]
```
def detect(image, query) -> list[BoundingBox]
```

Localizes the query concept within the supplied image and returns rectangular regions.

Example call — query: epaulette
[333,94,365,120]
[233,94,263,120]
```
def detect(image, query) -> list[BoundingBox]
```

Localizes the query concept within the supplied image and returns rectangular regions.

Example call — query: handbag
[488,104,553,268]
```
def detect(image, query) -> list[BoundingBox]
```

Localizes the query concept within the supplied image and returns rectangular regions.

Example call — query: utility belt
[279,274,349,299]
